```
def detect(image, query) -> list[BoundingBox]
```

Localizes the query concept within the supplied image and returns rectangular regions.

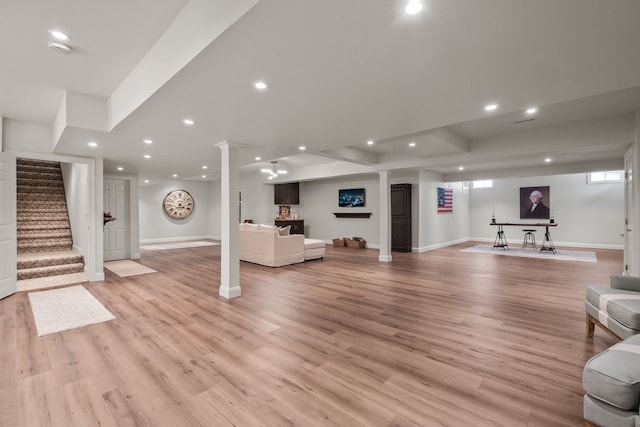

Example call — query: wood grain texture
[0,242,622,426]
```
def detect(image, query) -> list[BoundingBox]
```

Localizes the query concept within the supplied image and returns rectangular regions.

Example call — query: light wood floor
[0,242,622,426]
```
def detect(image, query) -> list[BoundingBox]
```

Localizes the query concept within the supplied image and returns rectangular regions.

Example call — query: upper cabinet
[274,182,299,205]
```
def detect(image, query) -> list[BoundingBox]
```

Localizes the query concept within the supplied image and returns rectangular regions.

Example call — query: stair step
[18,240,73,254]
[17,158,60,167]
[17,192,66,202]
[17,263,84,280]
[17,176,64,186]
[17,170,62,181]
[17,250,83,269]
[18,221,70,231]
[18,229,71,239]
[18,214,69,223]
[17,185,65,194]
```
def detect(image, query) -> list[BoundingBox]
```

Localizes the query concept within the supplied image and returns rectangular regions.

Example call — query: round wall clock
[163,189,194,219]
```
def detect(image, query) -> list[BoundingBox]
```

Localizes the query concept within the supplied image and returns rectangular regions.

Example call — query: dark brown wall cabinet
[274,182,300,205]
[391,183,412,252]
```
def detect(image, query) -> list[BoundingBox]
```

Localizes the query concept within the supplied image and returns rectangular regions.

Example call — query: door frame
[625,147,635,275]
[0,153,16,299]
[7,150,103,281]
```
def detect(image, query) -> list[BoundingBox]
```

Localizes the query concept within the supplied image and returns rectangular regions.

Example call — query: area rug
[460,245,597,263]
[104,260,157,277]
[28,285,115,336]
[140,241,220,251]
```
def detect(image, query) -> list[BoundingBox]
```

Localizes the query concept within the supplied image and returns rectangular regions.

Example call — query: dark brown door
[391,184,412,252]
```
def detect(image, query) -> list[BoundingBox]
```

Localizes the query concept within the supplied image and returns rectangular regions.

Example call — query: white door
[625,149,634,274]
[0,154,16,299]
[103,179,129,261]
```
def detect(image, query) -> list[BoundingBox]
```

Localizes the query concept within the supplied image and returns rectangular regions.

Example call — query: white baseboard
[413,237,470,253]
[140,235,218,244]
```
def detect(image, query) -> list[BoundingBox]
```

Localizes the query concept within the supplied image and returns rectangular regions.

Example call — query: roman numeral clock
[163,189,194,219]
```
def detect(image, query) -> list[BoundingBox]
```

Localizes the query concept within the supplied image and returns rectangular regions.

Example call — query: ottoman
[583,334,640,427]
[304,239,325,261]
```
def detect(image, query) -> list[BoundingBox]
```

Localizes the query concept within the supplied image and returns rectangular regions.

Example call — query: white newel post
[216,140,241,299]
[378,170,392,262]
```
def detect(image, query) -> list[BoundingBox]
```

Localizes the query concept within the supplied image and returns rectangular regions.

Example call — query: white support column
[378,170,392,262]
[216,140,241,299]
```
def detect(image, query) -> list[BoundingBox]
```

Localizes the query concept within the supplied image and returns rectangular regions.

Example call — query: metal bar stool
[522,229,536,249]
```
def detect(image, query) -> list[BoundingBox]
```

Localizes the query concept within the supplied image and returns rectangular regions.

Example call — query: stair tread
[17,250,81,261]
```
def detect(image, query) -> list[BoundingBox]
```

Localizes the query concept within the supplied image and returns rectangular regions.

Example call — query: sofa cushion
[586,285,640,331]
[278,225,291,236]
[259,224,277,231]
[583,394,639,427]
[583,334,640,411]
[244,223,260,230]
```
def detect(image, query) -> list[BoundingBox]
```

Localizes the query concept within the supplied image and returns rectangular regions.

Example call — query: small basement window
[587,171,623,184]
[472,180,493,189]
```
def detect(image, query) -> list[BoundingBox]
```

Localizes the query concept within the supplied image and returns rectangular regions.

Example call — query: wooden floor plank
[1,242,622,426]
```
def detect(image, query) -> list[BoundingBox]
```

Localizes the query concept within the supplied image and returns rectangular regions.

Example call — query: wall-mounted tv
[339,188,365,207]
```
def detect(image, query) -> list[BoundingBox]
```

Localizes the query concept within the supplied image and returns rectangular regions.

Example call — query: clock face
[163,190,194,219]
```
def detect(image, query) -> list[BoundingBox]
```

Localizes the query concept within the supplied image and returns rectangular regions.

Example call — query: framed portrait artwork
[520,186,550,219]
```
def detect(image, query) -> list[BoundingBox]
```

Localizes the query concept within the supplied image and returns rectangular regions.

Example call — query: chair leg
[586,313,595,337]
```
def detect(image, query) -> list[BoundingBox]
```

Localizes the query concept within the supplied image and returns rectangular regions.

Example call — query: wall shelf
[333,212,371,219]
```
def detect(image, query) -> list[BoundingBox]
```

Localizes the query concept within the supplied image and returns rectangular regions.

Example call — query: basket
[332,238,347,247]
[346,239,366,249]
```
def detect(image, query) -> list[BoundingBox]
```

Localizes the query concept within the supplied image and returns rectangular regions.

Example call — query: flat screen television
[338,188,365,207]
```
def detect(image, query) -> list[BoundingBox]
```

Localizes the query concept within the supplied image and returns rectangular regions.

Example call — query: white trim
[413,237,470,253]
[140,234,219,244]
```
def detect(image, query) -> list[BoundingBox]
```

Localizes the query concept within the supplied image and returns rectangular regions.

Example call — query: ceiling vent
[514,118,535,124]
[48,41,72,55]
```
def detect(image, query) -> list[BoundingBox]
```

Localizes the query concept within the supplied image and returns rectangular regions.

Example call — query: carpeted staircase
[16,158,84,280]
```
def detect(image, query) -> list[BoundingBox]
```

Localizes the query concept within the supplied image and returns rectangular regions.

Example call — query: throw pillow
[278,225,291,236]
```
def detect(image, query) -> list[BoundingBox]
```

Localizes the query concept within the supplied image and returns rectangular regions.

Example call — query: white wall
[301,176,380,244]
[469,173,624,248]
[61,162,88,257]
[139,180,213,242]
[418,170,470,251]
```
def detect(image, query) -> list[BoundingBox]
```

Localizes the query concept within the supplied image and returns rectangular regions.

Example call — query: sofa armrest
[275,234,304,254]
[610,275,640,292]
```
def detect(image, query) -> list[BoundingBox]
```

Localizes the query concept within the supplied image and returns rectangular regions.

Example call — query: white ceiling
[2,0,640,185]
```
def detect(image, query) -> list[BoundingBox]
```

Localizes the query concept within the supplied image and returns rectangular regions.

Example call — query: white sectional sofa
[239,223,305,267]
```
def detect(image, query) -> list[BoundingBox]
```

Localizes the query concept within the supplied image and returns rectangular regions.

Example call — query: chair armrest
[610,275,640,292]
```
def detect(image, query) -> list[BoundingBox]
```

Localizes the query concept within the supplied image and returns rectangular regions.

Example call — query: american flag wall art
[437,187,453,214]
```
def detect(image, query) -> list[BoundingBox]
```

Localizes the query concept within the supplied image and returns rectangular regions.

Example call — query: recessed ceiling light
[172,174,178,178]
[182,118,195,126]
[253,80,268,90]
[484,103,499,112]
[143,154,151,159]
[458,166,464,171]
[202,165,208,169]
[48,41,72,55]
[405,0,423,14]
[144,139,153,144]
[117,167,124,171]
[144,179,149,183]
[48,29,70,41]
[367,140,374,145]
[202,175,207,178]
[255,156,261,161]
[409,142,416,147]
[545,157,552,163]
[299,146,306,151]
[526,107,538,115]
[87,141,98,148]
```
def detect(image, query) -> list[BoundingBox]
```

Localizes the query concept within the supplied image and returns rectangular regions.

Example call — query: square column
[216,140,242,299]
[378,170,392,262]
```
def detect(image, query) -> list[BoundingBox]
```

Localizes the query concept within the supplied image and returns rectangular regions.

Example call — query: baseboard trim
[140,235,218,244]
[413,237,470,253]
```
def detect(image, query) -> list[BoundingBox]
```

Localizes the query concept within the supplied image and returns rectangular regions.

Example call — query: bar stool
[522,229,536,249]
